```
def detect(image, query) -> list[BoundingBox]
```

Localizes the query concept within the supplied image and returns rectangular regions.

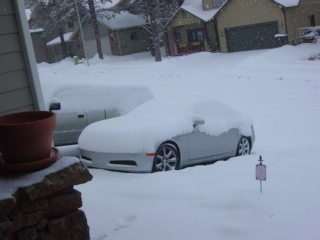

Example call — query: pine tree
[116,0,180,62]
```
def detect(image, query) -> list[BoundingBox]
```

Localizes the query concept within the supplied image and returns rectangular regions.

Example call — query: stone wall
[0,159,92,240]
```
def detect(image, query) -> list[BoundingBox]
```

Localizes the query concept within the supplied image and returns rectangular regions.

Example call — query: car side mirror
[193,119,205,127]
[49,102,61,111]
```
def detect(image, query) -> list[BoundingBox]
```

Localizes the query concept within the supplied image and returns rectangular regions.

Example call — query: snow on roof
[25,8,32,21]
[181,0,221,22]
[30,28,44,33]
[273,0,300,7]
[95,0,121,9]
[99,11,145,30]
[47,32,74,46]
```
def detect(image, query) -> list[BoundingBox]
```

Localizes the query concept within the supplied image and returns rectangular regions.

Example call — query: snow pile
[233,43,320,79]
[273,0,300,7]
[78,98,252,153]
[49,84,153,114]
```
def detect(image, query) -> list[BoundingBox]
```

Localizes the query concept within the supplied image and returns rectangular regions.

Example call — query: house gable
[169,9,205,28]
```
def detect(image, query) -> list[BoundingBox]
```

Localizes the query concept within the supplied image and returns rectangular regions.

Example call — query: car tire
[236,137,251,156]
[153,143,180,172]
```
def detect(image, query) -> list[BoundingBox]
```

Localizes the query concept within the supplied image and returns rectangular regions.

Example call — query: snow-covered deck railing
[0,157,92,240]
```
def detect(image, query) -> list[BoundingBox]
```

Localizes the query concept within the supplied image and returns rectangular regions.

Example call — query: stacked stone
[0,161,92,240]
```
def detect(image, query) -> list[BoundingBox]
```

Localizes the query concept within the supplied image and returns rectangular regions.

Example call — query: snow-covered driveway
[38,43,320,240]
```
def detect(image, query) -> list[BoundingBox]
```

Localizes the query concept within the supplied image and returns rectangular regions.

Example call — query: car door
[53,111,88,145]
[188,125,223,164]
[217,128,241,158]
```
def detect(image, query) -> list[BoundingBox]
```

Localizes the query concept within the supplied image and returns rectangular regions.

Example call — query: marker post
[256,155,266,193]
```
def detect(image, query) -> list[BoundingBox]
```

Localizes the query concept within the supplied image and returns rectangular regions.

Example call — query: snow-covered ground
[38,43,320,240]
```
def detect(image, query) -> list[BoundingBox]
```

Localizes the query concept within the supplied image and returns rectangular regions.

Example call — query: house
[72,11,149,58]
[166,0,225,56]
[0,0,45,115]
[215,0,320,52]
[45,31,78,63]
[26,7,77,63]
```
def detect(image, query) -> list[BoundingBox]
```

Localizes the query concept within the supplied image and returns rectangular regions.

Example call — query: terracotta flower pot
[0,111,56,163]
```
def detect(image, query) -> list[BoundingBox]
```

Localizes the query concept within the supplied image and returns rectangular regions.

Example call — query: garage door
[225,21,278,52]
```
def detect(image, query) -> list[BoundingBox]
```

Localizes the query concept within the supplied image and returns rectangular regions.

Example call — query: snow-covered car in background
[49,85,153,146]
[78,98,255,172]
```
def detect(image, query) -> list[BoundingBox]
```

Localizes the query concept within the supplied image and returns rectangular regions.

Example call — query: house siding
[216,0,286,52]
[30,31,48,63]
[115,27,149,56]
[80,22,112,58]
[285,0,320,44]
[0,0,34,115]
[0,0,44,115]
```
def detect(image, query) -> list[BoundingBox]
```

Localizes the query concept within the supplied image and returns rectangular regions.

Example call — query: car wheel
[237,137,251,156]
[153,143,180,172]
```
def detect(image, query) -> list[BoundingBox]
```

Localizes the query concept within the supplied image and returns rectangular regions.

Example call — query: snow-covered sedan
[79,98,255,172]
[49,85,153,146]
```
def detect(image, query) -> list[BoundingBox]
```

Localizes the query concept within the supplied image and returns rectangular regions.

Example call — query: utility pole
[74,0,89,66]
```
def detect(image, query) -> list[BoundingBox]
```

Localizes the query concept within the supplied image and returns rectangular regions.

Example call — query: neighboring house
[166,0,225,56]
[72,11,149,58]
[215,0,320,52]
[29,28,47,63]
[46,31,77,63]
[26,7,77,63]
[0,0,45,115]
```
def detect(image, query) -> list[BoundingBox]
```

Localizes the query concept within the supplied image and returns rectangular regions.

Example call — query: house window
[309,14,316,27]
[174,29,181,43]
[187,29,204,42]
[68,21,74,29]
[130,31,138,40]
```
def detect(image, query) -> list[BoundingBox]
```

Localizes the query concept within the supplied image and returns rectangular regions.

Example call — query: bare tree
[116,0,180,62]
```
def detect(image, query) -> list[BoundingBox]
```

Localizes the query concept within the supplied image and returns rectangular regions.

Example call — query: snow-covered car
[49,85,153,146]
[78,98,255,173]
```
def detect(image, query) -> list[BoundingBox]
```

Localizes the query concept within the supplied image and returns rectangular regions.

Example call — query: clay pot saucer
[0,147,60,173]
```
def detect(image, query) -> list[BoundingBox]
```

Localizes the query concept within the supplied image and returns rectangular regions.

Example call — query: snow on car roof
[78,98,253,153]
[273,0,300,7]
[49,84,153,115]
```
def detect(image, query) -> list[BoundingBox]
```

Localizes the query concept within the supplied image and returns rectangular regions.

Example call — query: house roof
[180,0,222,22]
[272,0,300,7]
[47,32,74,46]
[29,28,44,33]
[99,11,145,30]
